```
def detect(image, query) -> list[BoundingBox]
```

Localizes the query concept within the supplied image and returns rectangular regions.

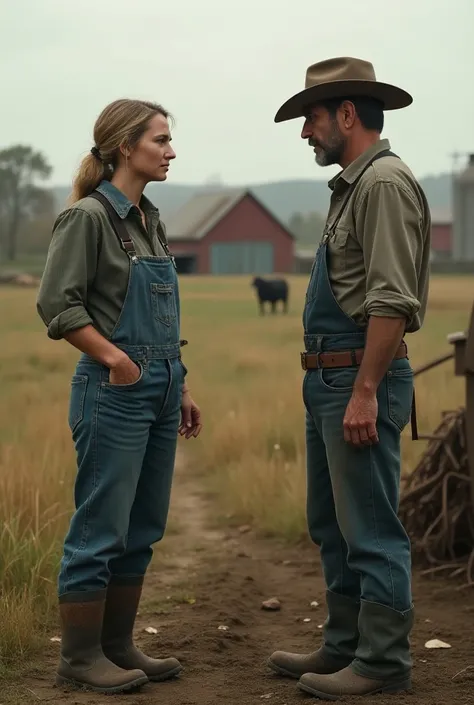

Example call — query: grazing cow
[251,276,289,315]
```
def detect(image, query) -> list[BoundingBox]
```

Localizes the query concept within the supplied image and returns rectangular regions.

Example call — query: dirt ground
[8,459,474,705]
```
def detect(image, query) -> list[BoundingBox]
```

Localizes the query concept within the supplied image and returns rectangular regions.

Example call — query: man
[267,57,431,700]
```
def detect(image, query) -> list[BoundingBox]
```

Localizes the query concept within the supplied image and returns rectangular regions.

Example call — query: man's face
[301,104,346,167]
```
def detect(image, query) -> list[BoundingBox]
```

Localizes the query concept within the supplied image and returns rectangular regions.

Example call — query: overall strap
[329,149,399,235]
[88,191,137,258]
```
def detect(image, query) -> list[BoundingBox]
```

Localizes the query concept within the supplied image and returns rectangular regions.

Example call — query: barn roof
[164,188,295,241]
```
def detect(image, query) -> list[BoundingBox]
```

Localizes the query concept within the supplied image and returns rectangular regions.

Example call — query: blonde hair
[69,99,171,204]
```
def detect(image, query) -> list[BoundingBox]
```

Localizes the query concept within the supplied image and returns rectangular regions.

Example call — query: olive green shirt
[324,138,431,333]
[37,181,168,340]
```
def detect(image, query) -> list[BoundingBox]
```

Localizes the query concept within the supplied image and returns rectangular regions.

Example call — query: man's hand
[179,388,202,439]
[343,386,379,447]
[342,315,406,448]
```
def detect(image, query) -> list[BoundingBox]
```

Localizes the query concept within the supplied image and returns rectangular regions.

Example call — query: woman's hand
[109,355,141,385]
[179,386,202,439]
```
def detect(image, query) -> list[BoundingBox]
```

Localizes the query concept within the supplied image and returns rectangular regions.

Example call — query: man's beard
[310,121,346,167]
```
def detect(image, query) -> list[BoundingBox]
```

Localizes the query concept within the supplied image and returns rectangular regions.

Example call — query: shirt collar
[96,180,160,220]
[328,138,391,191]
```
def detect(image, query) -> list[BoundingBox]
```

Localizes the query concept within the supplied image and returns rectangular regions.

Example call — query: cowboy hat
[274,57,412,123]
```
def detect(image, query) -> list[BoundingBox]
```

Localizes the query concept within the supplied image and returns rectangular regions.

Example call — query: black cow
[251,276,289,315]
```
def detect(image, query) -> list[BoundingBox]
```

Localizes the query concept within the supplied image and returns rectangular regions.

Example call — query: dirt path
[8,455,474,704]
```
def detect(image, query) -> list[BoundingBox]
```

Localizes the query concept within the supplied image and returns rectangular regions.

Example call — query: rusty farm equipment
[399,301,474,588]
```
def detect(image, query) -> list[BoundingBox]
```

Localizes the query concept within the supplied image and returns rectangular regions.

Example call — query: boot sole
[148,665,183,682]
[55,673,149,694]
[297,677,412,701]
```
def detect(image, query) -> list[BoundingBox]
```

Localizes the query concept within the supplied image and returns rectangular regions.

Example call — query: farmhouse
[164,188,295,274]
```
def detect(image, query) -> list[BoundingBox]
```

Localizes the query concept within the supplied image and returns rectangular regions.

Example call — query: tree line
[0,145,55,263]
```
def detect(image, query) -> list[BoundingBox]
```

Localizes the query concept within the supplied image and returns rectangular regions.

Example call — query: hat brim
[274,80,413,123]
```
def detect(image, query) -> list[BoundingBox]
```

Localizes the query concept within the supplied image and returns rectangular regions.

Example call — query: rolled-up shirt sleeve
[354,180,424,324]
[36,208,99,340]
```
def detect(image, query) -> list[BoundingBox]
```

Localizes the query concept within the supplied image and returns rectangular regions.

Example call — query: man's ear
[339,100,357,130]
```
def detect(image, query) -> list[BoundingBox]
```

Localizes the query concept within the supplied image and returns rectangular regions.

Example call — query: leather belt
[300,341,408,371]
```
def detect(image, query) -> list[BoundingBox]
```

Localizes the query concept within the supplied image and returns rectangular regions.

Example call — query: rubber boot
[298,599,414,700]
[56,591,148,694]
[102,577,183,682]
[267,590,360,679]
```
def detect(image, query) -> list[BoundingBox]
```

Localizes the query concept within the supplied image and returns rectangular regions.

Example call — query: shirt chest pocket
[327,227,350,276]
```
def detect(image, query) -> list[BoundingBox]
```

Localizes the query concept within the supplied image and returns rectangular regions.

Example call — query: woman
[37,99,202,694]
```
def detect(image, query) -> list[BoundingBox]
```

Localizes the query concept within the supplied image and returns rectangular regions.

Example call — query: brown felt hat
[274,56,412,123]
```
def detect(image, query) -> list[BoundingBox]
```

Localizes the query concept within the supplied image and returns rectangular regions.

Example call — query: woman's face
[127,113,176,182]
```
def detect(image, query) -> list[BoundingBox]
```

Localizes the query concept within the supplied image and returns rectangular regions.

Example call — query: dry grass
[0,274,472,670]
[179,275,471,535]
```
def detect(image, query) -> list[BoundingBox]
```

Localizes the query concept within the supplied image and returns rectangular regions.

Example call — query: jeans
[59,355,183,597]
[303,356,414,612]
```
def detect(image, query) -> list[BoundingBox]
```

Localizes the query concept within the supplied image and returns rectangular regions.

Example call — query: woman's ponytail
[69,152,106,205]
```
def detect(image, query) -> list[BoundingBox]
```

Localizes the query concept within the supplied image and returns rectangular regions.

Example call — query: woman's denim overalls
[59,185,185,598]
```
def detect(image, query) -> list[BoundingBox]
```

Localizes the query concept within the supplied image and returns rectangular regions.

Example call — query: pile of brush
[399,408,474,588]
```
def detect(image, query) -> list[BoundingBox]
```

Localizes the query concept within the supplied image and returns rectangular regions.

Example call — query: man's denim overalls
[59,183,185,598]
[302,152,415,678]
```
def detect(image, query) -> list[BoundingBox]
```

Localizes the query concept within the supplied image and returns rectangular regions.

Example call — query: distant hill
[52,172,452,225]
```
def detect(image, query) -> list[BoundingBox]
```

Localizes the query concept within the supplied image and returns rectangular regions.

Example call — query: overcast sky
[1,0,472,187]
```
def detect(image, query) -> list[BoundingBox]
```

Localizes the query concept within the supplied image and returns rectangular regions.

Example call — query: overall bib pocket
[69,374,88,432]
[151,282,177,327]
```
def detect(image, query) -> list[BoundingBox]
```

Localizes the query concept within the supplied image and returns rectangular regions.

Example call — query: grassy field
[0,274,472,672]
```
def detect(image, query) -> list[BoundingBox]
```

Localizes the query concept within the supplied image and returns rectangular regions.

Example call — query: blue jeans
[303,356,414,612]
[59,355,183,597]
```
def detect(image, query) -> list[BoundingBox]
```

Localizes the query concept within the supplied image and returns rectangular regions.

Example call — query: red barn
[164,189,295,274]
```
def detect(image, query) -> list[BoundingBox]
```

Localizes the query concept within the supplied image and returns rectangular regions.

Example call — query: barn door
[210,242,274,274]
